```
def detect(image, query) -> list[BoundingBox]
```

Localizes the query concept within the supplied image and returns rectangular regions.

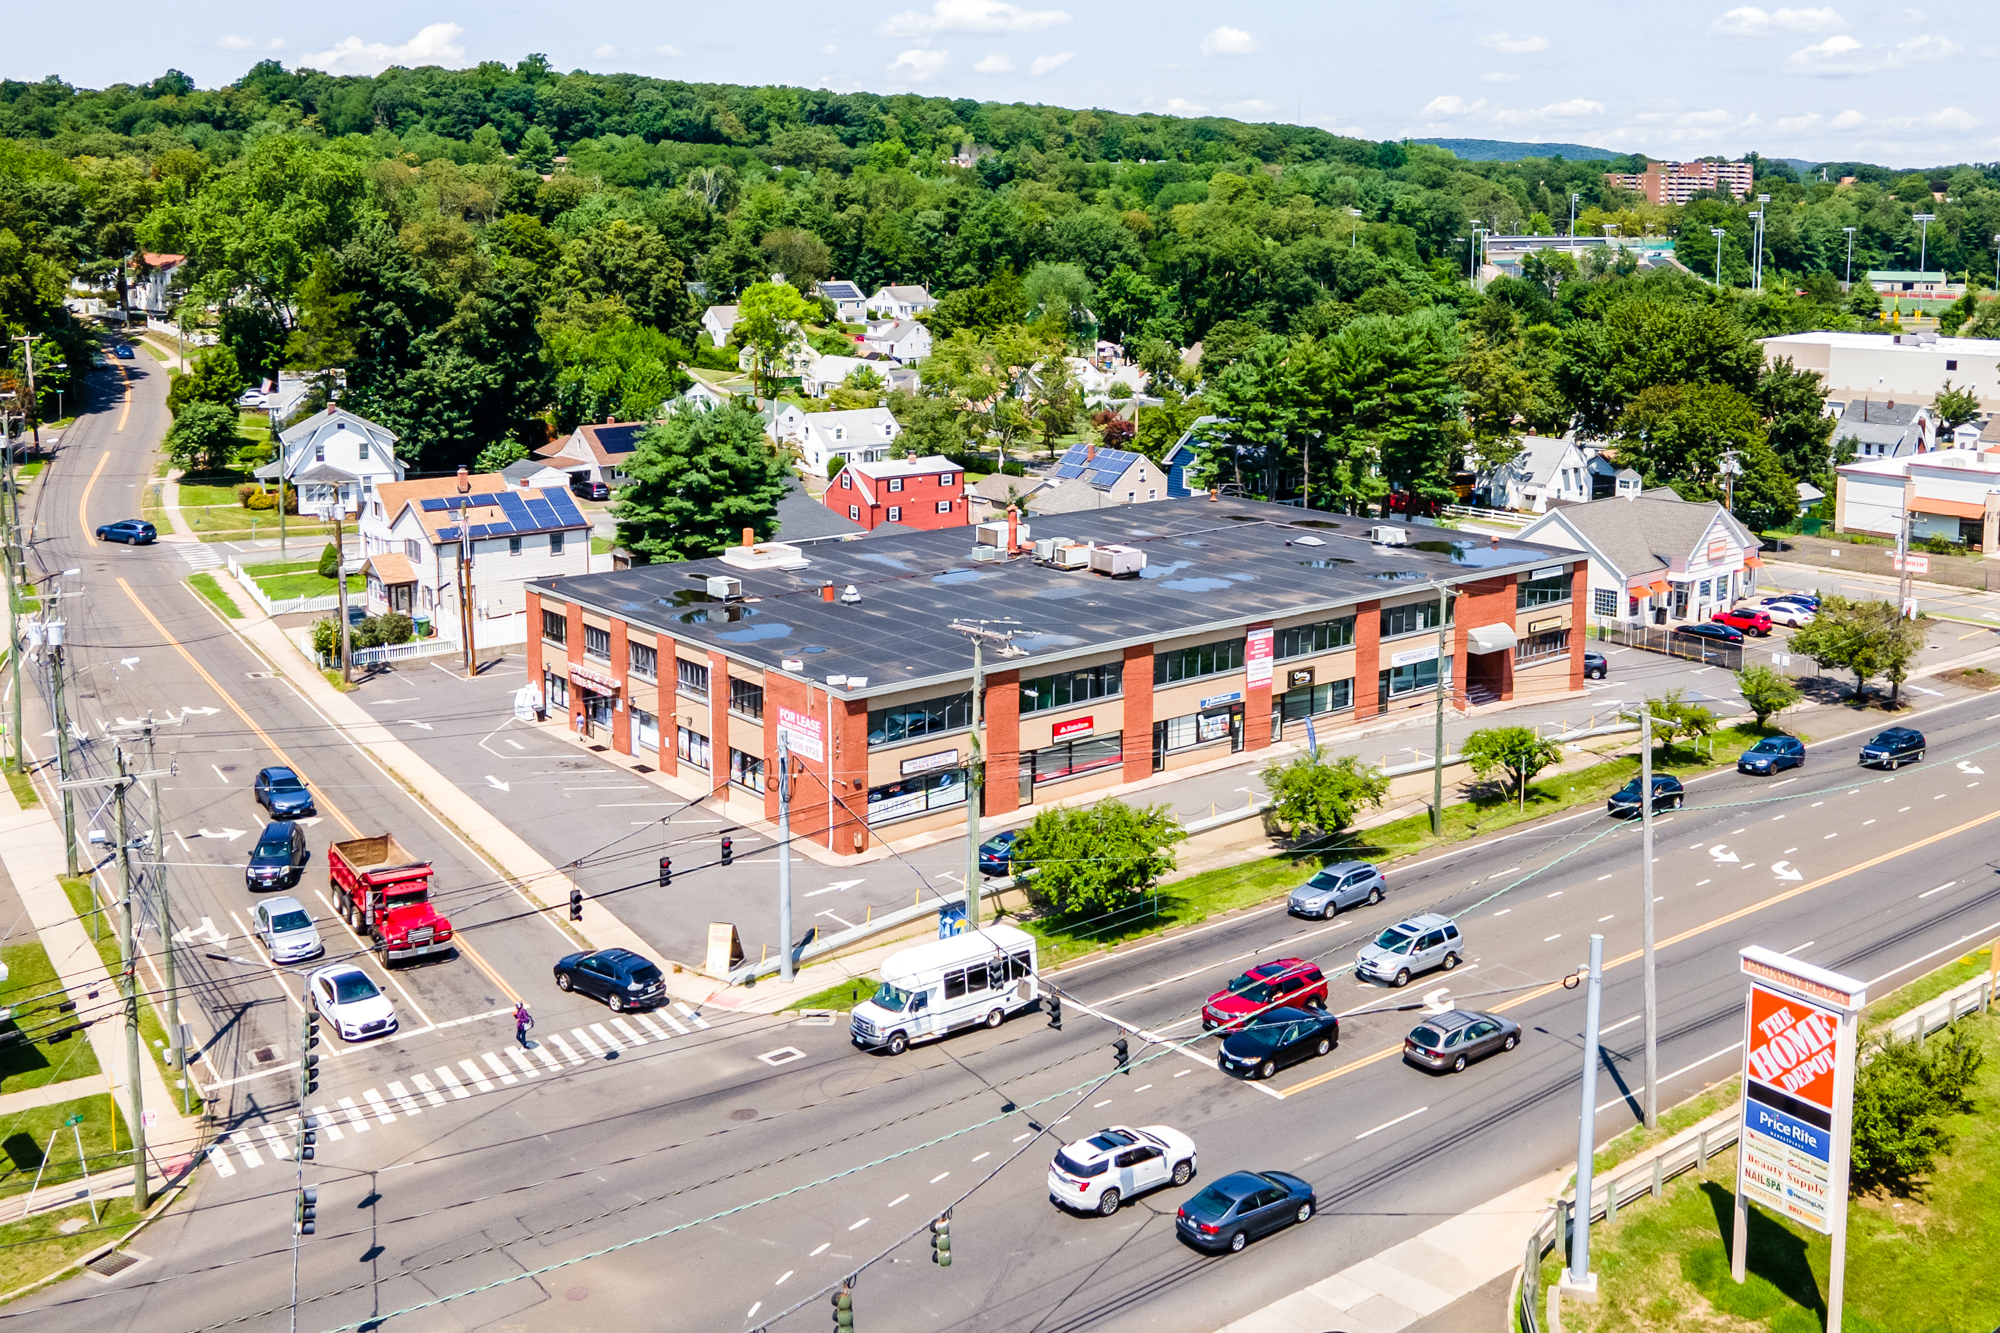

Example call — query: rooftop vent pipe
[1006,505,1020,556]
[840,584,862,604]
[821,582,837,602]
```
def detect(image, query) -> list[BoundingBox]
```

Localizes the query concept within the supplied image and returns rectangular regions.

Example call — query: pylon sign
[1733,946,1866,1331]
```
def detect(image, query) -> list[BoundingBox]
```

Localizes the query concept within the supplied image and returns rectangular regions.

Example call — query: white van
[850,924,1039,1055]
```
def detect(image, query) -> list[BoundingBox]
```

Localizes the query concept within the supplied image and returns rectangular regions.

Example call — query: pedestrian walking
[514,1002,534,1049]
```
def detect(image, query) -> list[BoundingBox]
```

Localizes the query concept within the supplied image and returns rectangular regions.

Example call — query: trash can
[414,616,432,639]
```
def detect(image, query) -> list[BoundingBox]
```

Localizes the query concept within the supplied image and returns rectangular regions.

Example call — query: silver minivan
[253,896,324,964]
[1355,913,1462,988]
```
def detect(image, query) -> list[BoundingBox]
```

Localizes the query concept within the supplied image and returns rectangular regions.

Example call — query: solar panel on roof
[419,497,451,512]
[547,492,585,526]
[436,526,459,541]
[497,492,531,524]
[525,498,559,529]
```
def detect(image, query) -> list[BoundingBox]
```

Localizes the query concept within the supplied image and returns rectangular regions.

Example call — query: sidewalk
[0,780,204,1170]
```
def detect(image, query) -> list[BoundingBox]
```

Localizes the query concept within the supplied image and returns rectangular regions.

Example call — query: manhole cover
[564,1286,589,1302]
[588,745,609,752]
[729,1108,757,1121]
[220,765,238,772]
[85,1249,145,1279]
[253,1047,277,1064]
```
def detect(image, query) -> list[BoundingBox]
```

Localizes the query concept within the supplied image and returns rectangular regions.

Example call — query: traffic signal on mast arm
[720,835,734,866]
[1046,989,1062,1030]
[1112,1037,1129,1073]
[930,1212,952,1267]
[659,856,672,886]
[831,1283,854,1330]
[298,1115,317,1162]
[300,1011,320,1097]
[569,888,583,921]
[295,1188,318,1236]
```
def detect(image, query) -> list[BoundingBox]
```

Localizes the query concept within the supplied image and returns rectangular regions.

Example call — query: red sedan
[1712,607,1772,636]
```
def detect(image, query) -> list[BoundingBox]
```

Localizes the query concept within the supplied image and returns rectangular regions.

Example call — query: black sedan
[253,766,316,817]
[1606,773,1683,817]
[1859,727,1925,769]
[978,830,1018,877]
[245,821,308,890]
[1175,1170,1315,1253]
[1403,1009,1521,1073]
[95,519,157,545]
[1216,1005,1339,1080]
[1674,621,1743,645]
[1738,736,1805,775]
[554,948,667,1012]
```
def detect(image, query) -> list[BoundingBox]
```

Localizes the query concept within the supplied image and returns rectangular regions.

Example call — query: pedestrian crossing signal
[930,1214,951,1267]
[568,888,583,921]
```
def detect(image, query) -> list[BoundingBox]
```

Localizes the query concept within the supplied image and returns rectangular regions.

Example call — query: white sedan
[1048,1124,1198,1216]
[1762,602,1816,628]
[307,963,399,1042]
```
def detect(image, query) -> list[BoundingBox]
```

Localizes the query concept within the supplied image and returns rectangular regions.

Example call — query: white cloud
[657,44,682,56]
[1831,108,1865,128]
[595,43,618,57]
[1710,6,1847,36]
[300,22,467,75]
[269,38,286,50]
[973,52,1014,71]
[1786,30,1959,73]
[1493,97,1606,123]
[1029,51,1073,75]
[1200,26,1261,56]
[879,0,1069,37]
[1162,97,1209,115]
[1235,99,1278,114]
[822,44,838,55]
[1479,71,1520,83]
[1885,7,1925,20]
[888,48,952,80]
[219,34,253,50]
[1776,111,1824,131]
[1882,106,1981,131]
[1423,95,1485,116]
[1476,31,1550,55]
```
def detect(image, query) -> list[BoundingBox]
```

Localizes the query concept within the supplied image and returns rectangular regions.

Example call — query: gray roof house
[253,406,405,516]
[816,280,868,323]
[1831,399,1935,460]
[1516,492,1762,625]
[1479,434,1591,512]
[701,304,740,348]
[865,284,938,320]
[969,444,1170,517]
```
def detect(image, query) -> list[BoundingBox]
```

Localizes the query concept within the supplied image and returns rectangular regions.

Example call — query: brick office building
[525,497,1586,858]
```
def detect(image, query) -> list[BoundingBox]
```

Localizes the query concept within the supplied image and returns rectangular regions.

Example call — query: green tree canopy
[1260,753,1389,840]
[1011,799,1185,919]
[613,404,790,562]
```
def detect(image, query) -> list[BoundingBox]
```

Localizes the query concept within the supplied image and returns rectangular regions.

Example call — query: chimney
[1086,443,1096,462]
[741,527,755,549]
[1887,400,1895,411]
[1863,399,1870,422]
[1006,505,1020,556]
[605,415,615,425]
[821,582,837,602]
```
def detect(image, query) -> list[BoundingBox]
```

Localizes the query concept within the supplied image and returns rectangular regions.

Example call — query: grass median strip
[186,573,241,620]
[58,879,202,1116]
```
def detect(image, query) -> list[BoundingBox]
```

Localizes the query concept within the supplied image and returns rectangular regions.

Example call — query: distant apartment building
[1603,161,1754,204]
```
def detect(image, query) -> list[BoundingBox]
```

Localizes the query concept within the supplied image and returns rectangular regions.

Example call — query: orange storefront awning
[1649,580,1672,596]
[1910,497,1987,520]
[1743,554,1763,568]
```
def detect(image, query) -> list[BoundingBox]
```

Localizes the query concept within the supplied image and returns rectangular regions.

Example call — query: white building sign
[776,705,825,763]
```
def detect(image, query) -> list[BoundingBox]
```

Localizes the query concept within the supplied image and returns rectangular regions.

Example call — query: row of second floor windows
[376,530,568,562]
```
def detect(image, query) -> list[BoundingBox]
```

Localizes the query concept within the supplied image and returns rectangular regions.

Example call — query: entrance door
[1228,703,1245,753]
[586,690,613,731]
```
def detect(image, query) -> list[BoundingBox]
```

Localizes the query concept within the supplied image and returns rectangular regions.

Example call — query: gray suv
[1288,861,1386,919]
[1356,913,1463,988]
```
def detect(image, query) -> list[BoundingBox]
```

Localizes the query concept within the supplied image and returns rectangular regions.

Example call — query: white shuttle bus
[849,923,1039,1055]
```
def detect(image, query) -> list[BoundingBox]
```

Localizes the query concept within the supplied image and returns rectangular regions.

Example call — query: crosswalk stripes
[206,1005,717,1176]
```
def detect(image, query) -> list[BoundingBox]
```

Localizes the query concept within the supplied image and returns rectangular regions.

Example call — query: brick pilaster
[1121,644,1155,783]
[1354,599,1382,719]
[984,669,1021,817]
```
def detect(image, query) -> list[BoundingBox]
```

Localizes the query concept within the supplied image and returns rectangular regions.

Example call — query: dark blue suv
[978,830,1018,877]
[254,766,316,817]
[95,520,157,545]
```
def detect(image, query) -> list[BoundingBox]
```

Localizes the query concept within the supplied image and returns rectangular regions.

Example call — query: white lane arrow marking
[1420,987,1455,1015]
[181,706,220,718]
[399,719,434,731]
[296,816,324,829]
[1957,761,1984,775]
[485,775,510,792]
[1770,861,1804,881]
[1708,845,1741,863]
[171,916,228,946]
[804,879,865,898]
[193,827,248,841]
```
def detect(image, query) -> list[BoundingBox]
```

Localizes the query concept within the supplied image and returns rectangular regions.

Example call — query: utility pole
[777,729,795,983]
[1640,708,1658,1130]
[114,744,149,1210]
[328,507,352,683]
[140,714,184,1093]
[1843,227,1856,287]
[949,619,1029,929]
[48,614,76,877]
[3,400,19,771]
[1564,932,1606,1297]
[455,467,476,673]
[1430,582,1450,836]
[1896,506,1916,618]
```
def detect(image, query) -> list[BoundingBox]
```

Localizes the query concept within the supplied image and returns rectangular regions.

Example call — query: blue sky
[7,0,1995,166]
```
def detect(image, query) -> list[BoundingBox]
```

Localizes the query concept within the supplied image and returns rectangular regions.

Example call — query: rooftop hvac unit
[974,520,1032,549]
[1036,539,1092,570]
[967,544,1005,563]
[705,574,744,600]
[1369,526,1408,546]
[1089,544,1146,578]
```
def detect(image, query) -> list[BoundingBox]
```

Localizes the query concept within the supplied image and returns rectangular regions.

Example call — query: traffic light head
[930,1214,952,1266]
[1047,991,1062,1030]
[301,1051,319,1097]
[296,1187,318,1236]
[303,1010,319,1049]
[831,1285,854,1330]
[1112,1037,1129,1070]
[659,856,672,887]
[299,1116,318,1162]
[568,888,583,922]
[720,836,734,866]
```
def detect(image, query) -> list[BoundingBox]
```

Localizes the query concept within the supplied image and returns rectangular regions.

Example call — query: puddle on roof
[1138,560,1193,580]
[1409,539,1531,568]
[798,644,828,653]
[1011,632,1085,652]
[1370,569,1427,582]
[664,589,712,607]
[1223,515,1263,522]
[715,622,795,643]
[932,569,986,585]
[1179,540,1205,547]
[1162,577,1236,592]
[676,604,759,624]
[857,553,911,571]
[1298,558,1356,568]
[1292,519,1340,529]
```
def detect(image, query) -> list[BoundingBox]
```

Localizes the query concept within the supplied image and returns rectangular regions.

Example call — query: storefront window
[1020,663,1122,714]
[1515,630,1569,663]
[634,707,658,752]
[867,769,967,824]
[677,726,710,771]
[543,671,568,709]
[729,747,765,793]
[1275,617,1356,659]
[869,693,973,746]
[1025,733,1124,784]
[1380,655,1452,702]
[1277,678,1353,722]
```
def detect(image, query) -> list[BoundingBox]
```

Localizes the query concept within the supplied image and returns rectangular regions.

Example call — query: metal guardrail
[1518,969,1997,1331]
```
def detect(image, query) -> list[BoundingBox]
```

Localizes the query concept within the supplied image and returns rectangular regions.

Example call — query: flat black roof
[530,497,1574,699]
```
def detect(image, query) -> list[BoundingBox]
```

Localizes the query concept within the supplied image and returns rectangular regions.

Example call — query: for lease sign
[1738,983,1839,1233]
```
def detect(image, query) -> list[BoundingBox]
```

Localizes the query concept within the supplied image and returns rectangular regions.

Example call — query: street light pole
[1843,227,1857,286]
[1430,582,1450,837]
[777,729,795,982]
[1711,227,1727,287]
[1640,709,1658,1130]
[1912,213,1935,277]
[964,633,984,930]
[1565,932,1606,1296]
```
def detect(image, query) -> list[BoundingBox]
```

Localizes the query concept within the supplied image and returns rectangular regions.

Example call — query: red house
[825,456,969,531]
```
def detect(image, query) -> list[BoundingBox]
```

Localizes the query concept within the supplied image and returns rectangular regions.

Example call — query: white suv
[1047,1125,1197,1216]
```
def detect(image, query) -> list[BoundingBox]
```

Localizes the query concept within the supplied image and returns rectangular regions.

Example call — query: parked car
[1584,650,1608,680]
[112,343,134,359]
[245,821,309,890]
[307,963,398,1041]
[1287,860,1385,919]
[95,519,157,545]
[1047,1125,1198,1216]
[1738,736,1806,775]
[1607,773,1684,817]
[1355,914,1463,989]
[251,896,324,964]
[1202,959,1329,1030]
[237,390,267,408]
[1762,602,1816,628]
[1175,1171,1316,1254]
[1712,607,1773,636]
[1217,1006,1340,1080]
[1761,592,1820,612]
[253,765,316,818]
[569,474,610,501]
[553,948,667,1012]
[1403,1009,1521,1073]
[1675,621,1743,646]
[1859,727,1925,769]
[977,830,1018,877]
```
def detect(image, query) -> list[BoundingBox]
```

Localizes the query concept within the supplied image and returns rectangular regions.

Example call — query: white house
[359,471,592,645]
[816,280,868,324]
[1518,491,1762,627]
[252,407,405,517]
[861,318,933,364]
[1833,446,2000,549]
[794,408,900,476]
[701,304,739,348]
[130,252,187,315]
[681,366,756,411]
[800,352,890,398]
[1480,434,1592,512]
[865,284,937,320]
[1829,398,1936,460]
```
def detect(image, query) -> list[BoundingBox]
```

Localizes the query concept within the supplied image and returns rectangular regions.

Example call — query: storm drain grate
[85,1249,145,1279]
[253,1047,278,1064]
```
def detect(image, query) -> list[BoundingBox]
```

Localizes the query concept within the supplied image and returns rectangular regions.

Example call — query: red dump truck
[328,833,454,964]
